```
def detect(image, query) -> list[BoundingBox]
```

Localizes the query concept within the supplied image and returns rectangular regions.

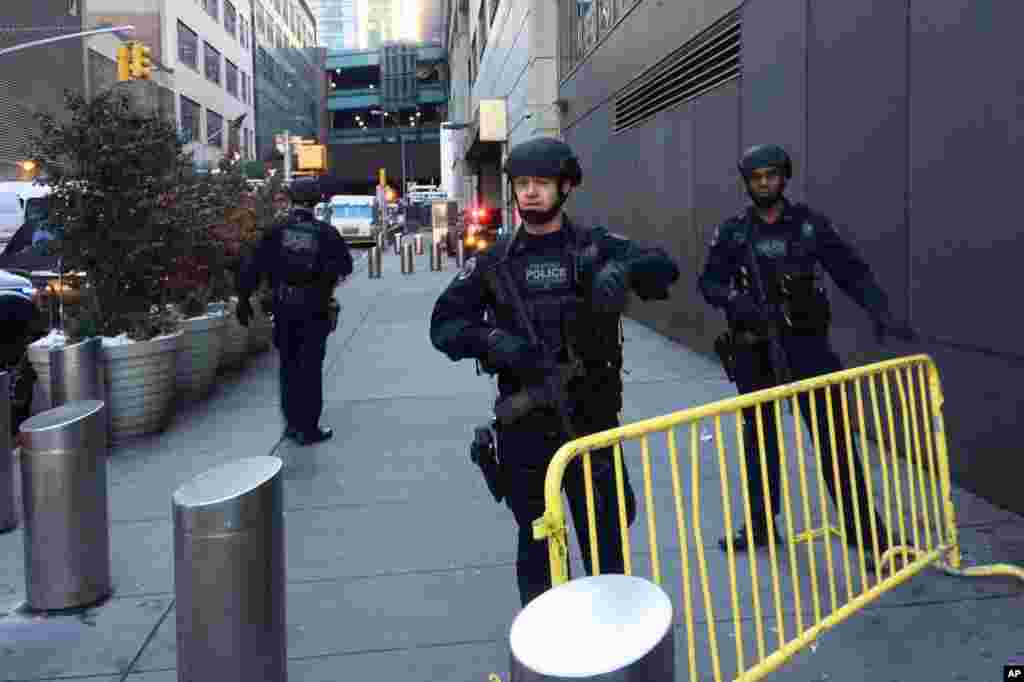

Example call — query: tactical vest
[278,220,323,285]
[733,209,831,334]
[273,219,328,311]
[481,225,625,391]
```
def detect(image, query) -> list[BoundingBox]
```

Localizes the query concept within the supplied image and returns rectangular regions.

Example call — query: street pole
[0,25,134,56]
[284,128,292,183]
[399,122,406,201]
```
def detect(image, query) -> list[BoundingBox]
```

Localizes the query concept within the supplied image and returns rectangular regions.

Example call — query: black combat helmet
[503,137,583,187]
[738,144,793,180]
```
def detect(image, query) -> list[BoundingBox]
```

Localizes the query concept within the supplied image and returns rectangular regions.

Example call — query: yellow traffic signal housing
[378,167,386,187]
[129,42,153,80]
[117,45,131,81]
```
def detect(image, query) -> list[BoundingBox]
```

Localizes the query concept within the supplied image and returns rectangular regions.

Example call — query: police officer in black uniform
[699,144,917,564]
[237,187,353,445]
[430,137,681,606]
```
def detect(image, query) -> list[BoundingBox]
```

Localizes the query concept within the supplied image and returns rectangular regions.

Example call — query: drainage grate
[613,10,741,134]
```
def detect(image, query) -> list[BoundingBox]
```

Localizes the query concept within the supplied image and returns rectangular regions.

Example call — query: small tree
[28,90,191,340]
[28,90,253,337]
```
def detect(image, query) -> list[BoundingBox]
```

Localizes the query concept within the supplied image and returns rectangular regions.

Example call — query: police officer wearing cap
[699,144,917,563]
[430,137,681,606]
[237,187,353,445]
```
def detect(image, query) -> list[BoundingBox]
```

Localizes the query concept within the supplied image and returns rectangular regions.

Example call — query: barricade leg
[173,457,287,682]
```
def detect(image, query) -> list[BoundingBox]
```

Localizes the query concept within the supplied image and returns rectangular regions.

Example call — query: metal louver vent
[613,11,741,134]
[0,81,37,168]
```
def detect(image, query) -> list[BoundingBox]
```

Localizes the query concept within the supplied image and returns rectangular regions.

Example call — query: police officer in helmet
[430,137,681,607]
[237,186,353,445]
[699,144,917,565]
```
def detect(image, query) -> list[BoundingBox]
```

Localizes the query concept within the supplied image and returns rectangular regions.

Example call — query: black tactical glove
[872,309,918,345]
[592,261,630,313]
[484,329,536,372]
[727,293,778,327]
[236,298,253,327]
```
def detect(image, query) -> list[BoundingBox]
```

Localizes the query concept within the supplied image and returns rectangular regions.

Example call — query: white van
[328,195,377,246]
[0,182,51,251]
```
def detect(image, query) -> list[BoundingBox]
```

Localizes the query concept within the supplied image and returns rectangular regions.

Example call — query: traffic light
[385,188,396,202]
[379,167,386,187]
[128,41,153,80]
[117,45,131,81]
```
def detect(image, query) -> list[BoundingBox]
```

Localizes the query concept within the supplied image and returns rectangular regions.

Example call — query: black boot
[295,426,333,446]
[718,523,780,552]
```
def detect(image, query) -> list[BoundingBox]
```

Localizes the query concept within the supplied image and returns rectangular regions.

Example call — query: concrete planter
[221,314,250,370]
[176,315,225,401]
[210,301,248,371]
[247,313,274,354]
[25,345,52,412]
[103,332,182,442]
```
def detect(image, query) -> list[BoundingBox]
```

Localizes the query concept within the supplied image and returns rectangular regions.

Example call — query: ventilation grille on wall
[613,10,741,134]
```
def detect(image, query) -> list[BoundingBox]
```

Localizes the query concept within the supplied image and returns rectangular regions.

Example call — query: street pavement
[1,236,1022,681]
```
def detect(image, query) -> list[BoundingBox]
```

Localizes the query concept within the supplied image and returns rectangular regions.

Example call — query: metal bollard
[377,232,386,252]
[50,337,104,407]
[415,233,424,255]
[173,456,287,682]
[49,336,107,435]
[430,242,441,272]
[393,232,401,256]
[0,372,16,533]
[402,242,415,274]
[19,400,110,610]
[368,246,382,279]
[508,575,674,681]
[456,239,465,268]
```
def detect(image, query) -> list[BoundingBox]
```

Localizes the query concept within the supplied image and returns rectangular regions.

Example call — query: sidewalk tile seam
[119,599,175,681]
[283,636,507,662]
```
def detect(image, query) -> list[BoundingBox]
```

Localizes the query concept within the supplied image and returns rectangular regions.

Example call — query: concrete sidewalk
[1,241,1022,681]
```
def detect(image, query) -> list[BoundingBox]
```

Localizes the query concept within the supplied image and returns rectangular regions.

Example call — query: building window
[204,42,221,84]
[178,21,199,70]
[180,96,201,143]
[207,109,224,147]
[204,0,219,22]
[226,60,239,97]
[241,72,249,103]
[224,0,238,37]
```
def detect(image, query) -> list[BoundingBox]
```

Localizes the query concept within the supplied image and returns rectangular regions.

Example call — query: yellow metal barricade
[528,354,1024,682]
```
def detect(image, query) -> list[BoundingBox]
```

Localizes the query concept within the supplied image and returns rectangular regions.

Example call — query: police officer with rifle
[430,137,681,607]
[237,186,352,445]
[699,144,918,567]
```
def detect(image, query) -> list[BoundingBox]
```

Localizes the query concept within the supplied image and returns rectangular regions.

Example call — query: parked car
[0,191,84,325]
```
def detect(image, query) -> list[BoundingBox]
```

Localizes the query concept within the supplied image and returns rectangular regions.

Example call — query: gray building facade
[0,2,87,180]
[558,0,1024,515]
[309,0,359,50]
[253,43,325,161]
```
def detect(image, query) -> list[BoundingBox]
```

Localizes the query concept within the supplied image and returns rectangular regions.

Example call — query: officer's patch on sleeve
[457,256,477,280]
